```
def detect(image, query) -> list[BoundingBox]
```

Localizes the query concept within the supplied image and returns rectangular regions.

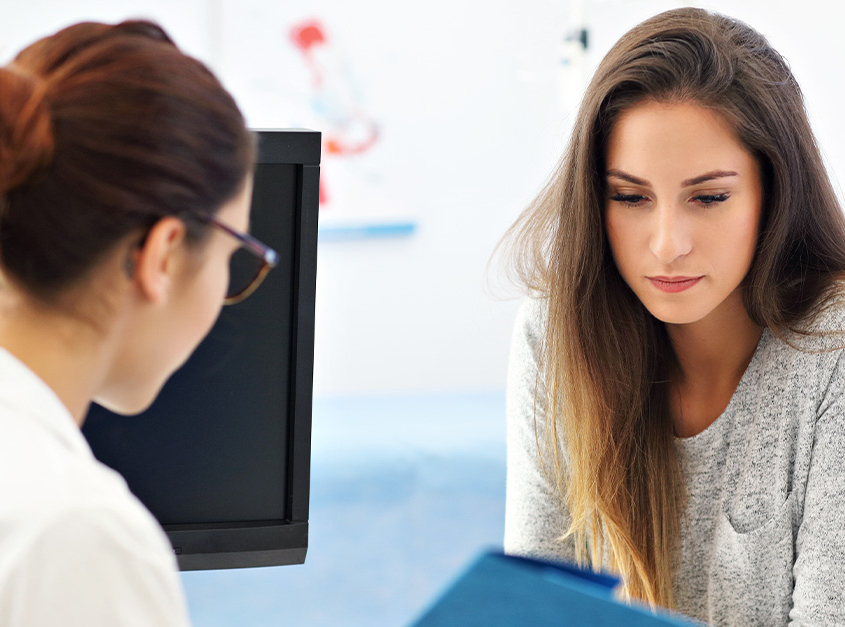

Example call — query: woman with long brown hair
[0,21,274,625]
[503,8,845,625]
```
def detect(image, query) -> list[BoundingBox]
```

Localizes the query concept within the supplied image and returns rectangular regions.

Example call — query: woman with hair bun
[503,8,845,625]
[0,20,274,625]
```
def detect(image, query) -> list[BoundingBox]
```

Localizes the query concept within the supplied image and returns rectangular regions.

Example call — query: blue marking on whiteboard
[318,222,417,241]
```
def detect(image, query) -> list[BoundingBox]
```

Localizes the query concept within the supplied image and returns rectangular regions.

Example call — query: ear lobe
[133,217,188,306]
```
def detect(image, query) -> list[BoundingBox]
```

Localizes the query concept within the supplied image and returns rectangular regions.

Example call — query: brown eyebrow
[606,168,739,188]
[681,170,739,187]
[606,169,650,186]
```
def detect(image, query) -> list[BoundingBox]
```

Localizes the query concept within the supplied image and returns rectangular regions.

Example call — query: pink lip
[647,275,703,293]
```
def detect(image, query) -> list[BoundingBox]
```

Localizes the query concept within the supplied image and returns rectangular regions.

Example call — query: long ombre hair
[503,8,845,607]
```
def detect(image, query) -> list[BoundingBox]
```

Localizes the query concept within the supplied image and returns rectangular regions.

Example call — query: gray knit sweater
[504,297,845,626]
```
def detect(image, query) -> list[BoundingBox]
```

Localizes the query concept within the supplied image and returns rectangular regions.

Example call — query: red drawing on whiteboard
[290,19,379,207]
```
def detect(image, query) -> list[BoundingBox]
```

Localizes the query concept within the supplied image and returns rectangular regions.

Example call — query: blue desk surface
[181,391,506,627]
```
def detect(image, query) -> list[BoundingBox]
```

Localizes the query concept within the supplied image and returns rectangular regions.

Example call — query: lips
[647,275,703,293]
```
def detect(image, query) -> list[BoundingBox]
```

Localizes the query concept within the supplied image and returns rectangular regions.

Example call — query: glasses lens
[227,245,264,301]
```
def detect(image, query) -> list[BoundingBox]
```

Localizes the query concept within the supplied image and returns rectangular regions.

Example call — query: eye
[610,193,649,207]
[692,193,730,206]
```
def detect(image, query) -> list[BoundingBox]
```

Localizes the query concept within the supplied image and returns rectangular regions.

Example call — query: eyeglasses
[197,214,279,306]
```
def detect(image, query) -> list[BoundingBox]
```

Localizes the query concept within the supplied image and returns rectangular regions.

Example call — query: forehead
[605,100,755,180]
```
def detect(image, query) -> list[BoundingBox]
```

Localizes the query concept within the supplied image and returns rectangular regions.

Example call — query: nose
[649,202,691,265]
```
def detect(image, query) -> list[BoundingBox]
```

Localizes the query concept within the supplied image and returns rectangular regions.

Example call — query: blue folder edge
[409,550,701,626]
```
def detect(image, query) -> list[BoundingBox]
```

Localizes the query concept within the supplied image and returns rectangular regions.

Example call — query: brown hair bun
[0,20,254,301]
[0,65,54,196]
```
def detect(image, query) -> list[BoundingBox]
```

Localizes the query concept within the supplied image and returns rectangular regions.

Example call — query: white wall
[3,1,844,397]
[296,1,572,396]
[1,1,210,63]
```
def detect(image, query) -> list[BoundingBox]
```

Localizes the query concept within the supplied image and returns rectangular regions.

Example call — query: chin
[93,384,164,417]
[643,302,713,325]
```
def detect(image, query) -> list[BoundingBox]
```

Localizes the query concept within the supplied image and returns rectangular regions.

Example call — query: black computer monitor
[82,129,320,571]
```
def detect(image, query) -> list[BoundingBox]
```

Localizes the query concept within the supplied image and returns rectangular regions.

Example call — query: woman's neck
[666,289,763,437]
[0,288,113,426]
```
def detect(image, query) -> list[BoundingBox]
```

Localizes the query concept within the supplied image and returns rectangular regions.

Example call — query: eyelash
[609,193,731,208]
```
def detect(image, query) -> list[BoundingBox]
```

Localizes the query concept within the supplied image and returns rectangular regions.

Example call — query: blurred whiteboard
[214,4,417,239]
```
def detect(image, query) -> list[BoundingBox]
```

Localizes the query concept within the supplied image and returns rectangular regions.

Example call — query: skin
[604,100,764,437]
[0,176,253,425]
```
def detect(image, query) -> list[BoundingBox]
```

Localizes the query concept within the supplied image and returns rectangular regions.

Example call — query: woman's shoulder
[801,286,845,331]
[754,292,845,419]
[0,390,172,567]
[508,296,552,415]
[0,429,171,558]
[0,462,187,624]
[776,290,845,352]
[513,294,549,347]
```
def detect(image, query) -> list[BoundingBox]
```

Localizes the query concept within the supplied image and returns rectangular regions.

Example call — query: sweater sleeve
[503,297,576,563]
[790,350,845,626]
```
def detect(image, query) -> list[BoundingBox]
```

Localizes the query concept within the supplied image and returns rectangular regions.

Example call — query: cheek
[195,261,227,323]
[204,254,230,303]
[195,243,231,300]
[605,209,638,275]
[713,209,761,276]
[176,255,228,349]
[739,211,761,254]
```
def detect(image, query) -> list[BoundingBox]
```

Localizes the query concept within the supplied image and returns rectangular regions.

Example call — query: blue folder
[411,551,700,626]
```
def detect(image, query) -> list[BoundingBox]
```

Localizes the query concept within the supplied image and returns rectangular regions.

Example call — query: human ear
[132,217,188,306]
